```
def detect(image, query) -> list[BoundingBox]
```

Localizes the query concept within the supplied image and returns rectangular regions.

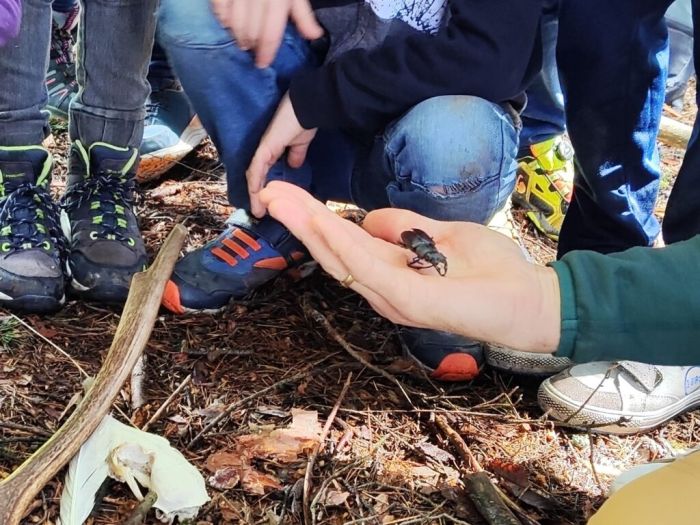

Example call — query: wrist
[532,265,561,353]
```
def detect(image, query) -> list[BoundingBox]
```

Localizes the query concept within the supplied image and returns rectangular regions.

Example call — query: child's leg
[157,0,320,314]
[356,95,519,224]
[61,0,158,302]
[157,0,316,207]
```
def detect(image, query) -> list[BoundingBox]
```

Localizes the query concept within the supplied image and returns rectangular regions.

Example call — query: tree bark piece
[0,224,187,525]
[466,472,522,525]
[659,115,692,149]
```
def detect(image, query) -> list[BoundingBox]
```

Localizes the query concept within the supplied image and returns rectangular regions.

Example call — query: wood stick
[658,115,692,149]
[304,373,352,525]
[130,355,147,410]
[466,472,522,525]
[435,415,483,472]
[0,224,187,525]
[141,374,191,432]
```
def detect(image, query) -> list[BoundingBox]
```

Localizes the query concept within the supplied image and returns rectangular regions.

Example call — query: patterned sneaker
[137,80,208,182]
[399,328,484,382]
[0,147,66,312]
[513,135,574,241]
[46,7,80,120]
[61,141,147,302]
[162,210,308,314]
[485,344,572,376]
[538,361,700,434]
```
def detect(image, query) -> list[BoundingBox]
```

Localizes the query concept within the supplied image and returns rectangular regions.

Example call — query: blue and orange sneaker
[399,328,484,382]
[162,210,309,314]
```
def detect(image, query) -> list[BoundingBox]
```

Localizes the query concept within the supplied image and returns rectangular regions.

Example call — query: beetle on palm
[399,228,448,276]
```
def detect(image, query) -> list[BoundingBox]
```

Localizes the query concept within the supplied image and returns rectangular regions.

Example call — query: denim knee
[383,95,518,224]
[158,0,232,48]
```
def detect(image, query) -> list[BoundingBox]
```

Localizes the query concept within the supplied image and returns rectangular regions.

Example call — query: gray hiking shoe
[0,146,66,312]
[538,361,700,434]
[61,141,147,303]
[485,344,572,376]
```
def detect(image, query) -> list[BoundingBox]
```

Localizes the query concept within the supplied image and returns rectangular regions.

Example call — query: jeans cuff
[69,107,145,149]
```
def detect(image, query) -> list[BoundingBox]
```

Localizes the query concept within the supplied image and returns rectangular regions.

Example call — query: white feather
[59,414,209,525]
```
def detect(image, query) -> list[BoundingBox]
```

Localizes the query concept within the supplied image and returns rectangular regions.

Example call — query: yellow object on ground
[590,451,700,524]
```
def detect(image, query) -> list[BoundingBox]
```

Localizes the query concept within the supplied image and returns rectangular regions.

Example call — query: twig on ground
[141,374,191,432]
[123,490,157,525]
[301,298,414,406]
[10,314,89,378]
[305,372,353,525]
[435,414,483,472]
[130,355,147,410]
[188,369,310,448]
[465,472,522,525]
[0,422,52,438]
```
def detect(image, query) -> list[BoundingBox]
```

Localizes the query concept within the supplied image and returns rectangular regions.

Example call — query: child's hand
[211,0,323,68]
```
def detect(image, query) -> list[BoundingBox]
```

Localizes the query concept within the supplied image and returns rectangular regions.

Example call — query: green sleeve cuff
[549,261,577,359]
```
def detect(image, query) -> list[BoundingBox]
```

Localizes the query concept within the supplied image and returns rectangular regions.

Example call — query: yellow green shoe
[513,136,574,241]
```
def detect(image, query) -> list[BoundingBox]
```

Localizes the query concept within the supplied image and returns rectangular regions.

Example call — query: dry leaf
[205,410,321,495]
[208,467,240,490]
[323,490,350,507]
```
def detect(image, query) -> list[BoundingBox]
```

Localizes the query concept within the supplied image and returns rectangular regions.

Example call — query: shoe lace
[50,25,76,70]
[61,174,137,245]
[0,182,67,258]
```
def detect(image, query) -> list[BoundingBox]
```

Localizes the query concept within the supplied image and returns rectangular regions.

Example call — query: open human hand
[211,0,323,68]
[259,182,561,352]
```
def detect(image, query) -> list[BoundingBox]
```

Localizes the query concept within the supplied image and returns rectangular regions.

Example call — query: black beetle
[399,228,447,276]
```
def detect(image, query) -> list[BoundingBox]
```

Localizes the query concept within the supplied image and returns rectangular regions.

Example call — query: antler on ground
[0,224,187,525]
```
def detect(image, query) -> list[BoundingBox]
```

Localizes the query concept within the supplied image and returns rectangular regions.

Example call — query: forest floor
[0,82,697,524]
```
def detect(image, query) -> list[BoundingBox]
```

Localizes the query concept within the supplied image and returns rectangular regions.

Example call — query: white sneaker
[538,361,700,434]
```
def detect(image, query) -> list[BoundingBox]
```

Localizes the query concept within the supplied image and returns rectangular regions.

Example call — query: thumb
[287,141,310,168]
[291,0,324,40]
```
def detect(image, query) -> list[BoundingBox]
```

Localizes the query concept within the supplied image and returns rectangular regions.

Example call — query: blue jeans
[0,0,157,148]
[520,0,566,148]
[158,0,518,225]
[556,0,673,256]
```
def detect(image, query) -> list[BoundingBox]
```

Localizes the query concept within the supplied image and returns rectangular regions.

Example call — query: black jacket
[289,0,544,135]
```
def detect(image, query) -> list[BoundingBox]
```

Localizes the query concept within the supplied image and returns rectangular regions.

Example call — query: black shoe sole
[0,294,65,313]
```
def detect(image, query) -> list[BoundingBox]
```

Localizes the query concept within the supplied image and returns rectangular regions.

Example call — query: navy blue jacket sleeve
[289,0,543,134]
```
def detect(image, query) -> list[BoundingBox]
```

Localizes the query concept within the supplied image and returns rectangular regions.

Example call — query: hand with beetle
[259,182,561,354]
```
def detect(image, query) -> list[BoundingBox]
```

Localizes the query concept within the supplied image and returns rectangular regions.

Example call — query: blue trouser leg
[159,0,518,225]
[520,0,566,149]
[157,1,316,208]
[0,0,53,146]
[69,0,158,149]
[556,0,672,257]
[353,96,518,223]
[663,0,700,243]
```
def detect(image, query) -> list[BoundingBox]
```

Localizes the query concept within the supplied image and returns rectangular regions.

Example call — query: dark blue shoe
[137,80,207,182]
[162,210,309,314]
[61,141,147,303]
[0,147,66,312]
[399,327,484,382]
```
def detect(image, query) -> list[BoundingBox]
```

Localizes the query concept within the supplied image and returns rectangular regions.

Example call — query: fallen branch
[0,224,187,525]
[123,490,158,525]
[466,472,522,525]
[141,374,192,432]
[301,298,414,406]
[131,355,147,410]
[435,415,483,472]
[305,373,352,525]
[658,115,692,149]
